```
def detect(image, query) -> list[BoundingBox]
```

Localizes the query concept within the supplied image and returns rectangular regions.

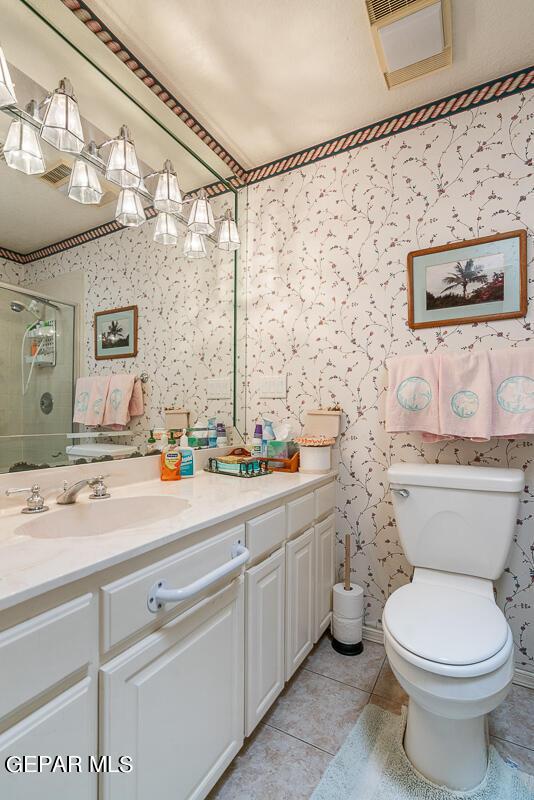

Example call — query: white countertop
[0,468,335,611]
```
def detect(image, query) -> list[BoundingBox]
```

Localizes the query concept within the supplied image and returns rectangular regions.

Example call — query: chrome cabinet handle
[147,543,250,613]
[391,488,409,498]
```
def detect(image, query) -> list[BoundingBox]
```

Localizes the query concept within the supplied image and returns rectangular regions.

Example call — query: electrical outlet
[259,374,287,399]
[206,378,232,399]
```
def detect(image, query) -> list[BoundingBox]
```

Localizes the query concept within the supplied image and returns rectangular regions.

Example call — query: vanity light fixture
[183,230,208,259]
[154,212,180,245]
[68,142,103,205]
[105,125,142,189]
[153,159,182,214]
[3,102,45,175]
[40,78,84,154]
[115,188,146,227]
[217,209,240,251]
[0,43,16,107]
[187,188,215,235]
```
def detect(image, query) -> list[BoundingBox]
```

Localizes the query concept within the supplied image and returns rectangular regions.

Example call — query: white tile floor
[209,633,534,799]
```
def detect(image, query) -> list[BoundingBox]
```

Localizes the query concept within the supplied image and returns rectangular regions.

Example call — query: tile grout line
[491,733,534,755]
[369,655,387,696]
[264,721,337,757]
[302,665,378,694]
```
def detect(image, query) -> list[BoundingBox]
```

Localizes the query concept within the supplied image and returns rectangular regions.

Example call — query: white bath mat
[311,704,534,800]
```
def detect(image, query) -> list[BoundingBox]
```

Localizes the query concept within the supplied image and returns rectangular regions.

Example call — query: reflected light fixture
[115,189,146,227]
[68,142,103,205]
[106,125,142,189]
[187,188,215,235]
[217,209,240,251]
[0,43,16,107]
[154,212,179,245]
[4,102,45,175]
[40,78,84,154]
[153,159,182,214]
[183,231,208,259]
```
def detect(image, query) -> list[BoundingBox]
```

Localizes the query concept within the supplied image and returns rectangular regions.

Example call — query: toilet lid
[384,583,509,666]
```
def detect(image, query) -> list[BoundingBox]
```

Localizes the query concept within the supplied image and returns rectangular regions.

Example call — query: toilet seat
[383,582,513,678]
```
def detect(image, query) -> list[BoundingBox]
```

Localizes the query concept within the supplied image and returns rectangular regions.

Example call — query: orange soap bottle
[160,430,182,481]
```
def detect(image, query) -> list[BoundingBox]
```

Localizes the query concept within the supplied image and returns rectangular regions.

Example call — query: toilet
[385,462,523,791]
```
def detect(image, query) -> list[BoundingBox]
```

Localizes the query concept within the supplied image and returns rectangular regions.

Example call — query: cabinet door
[315,514,335,642]
[100,579,244,800]
[245,547,285,736]
[285,528,315,680]
[0,678,96,800]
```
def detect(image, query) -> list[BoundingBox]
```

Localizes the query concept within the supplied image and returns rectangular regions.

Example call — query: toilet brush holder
[332,583,363,655]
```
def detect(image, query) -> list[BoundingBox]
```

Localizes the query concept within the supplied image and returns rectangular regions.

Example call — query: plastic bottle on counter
[160,431,182,481]
[251,422,263,457]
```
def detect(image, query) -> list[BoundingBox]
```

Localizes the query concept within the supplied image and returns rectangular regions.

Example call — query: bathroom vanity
[0,459,336,799]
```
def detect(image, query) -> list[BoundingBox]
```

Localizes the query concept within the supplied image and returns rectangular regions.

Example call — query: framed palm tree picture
[407,230,527,329]
[94,305,138,360]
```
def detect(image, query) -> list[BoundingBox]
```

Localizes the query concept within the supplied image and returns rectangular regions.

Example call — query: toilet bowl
[386,462,523,791]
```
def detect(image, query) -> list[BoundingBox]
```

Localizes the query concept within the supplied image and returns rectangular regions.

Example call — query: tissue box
[266,440,289,459]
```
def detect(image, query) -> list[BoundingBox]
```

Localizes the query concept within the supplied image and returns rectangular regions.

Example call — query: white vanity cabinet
[285,527,315,679]
[100,579,244,800]
[0,474,336,800]
[245,546,285,736]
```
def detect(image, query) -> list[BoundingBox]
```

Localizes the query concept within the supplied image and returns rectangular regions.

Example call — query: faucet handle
[5,484,49,514]
[88,475,110,500]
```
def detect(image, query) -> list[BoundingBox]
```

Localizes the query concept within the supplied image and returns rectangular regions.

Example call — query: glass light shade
[115,189,146,227]
[154,212,179,245]
[217,211,240,251]
[0,44,16,107]
[4,119,45,175]
[187,188,215,235]
[154,160,182,213]
[106,126,142,189]
[68,159,103,204]
[40,79,84,154]
[183,231,208,259]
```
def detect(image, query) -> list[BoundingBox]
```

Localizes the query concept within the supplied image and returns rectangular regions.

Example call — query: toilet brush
[331,534,363,655]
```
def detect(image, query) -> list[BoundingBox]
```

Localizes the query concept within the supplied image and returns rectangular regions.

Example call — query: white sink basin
[16,496,190,539]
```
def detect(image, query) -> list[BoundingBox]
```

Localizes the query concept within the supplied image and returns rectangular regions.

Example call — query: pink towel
[102,375,144,429]
[73,376,110,426]
[490,348,534,437]
[434,351,492,442]
[385,354,440,437]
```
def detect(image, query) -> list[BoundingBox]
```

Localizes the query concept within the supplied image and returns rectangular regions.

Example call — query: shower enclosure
[0,283,76,472]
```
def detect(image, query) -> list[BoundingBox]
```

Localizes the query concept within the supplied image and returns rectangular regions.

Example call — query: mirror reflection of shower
[10,295,60,395]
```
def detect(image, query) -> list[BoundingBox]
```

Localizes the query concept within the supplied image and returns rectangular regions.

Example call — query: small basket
[259,452,300,473]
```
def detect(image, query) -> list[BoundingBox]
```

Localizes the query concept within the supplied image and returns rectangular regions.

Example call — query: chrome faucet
[56,475,110,505]
[5,484,48,514]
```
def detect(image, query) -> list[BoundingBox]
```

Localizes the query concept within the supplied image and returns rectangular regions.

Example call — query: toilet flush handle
[391,488,409,498]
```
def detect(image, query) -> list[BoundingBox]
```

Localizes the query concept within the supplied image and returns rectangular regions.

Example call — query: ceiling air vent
[39,161,72,187]
[365,0,452,89]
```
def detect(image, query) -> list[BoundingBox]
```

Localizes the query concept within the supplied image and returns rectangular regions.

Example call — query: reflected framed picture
[94,305,138,360]
[407,230,527,329]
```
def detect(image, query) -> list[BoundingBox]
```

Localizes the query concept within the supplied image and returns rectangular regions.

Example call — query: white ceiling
[87,0,534,169]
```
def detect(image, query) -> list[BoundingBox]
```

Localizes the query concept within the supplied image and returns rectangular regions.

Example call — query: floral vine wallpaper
[243,90,534,674]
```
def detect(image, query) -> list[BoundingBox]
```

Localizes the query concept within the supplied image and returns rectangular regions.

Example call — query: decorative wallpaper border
[245,66,534,185]
[60,0,247,182]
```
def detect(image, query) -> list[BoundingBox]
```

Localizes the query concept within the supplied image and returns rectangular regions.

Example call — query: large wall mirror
[0,0,244,473]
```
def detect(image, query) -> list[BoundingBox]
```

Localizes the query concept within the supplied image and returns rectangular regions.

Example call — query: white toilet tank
[388,463,523,580]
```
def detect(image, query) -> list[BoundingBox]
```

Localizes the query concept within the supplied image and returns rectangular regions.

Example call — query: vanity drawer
[0,593,95,720]
[315,481,336,520]
[101,524,245,652]
[246,506,286,562]
[286,492,315,539]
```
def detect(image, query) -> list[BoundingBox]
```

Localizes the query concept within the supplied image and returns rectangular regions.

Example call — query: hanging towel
[102,375,144,429]
[489,348,534,438]
[436,350,493,441]
[385,354,440,438]
[73,376,110,426]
